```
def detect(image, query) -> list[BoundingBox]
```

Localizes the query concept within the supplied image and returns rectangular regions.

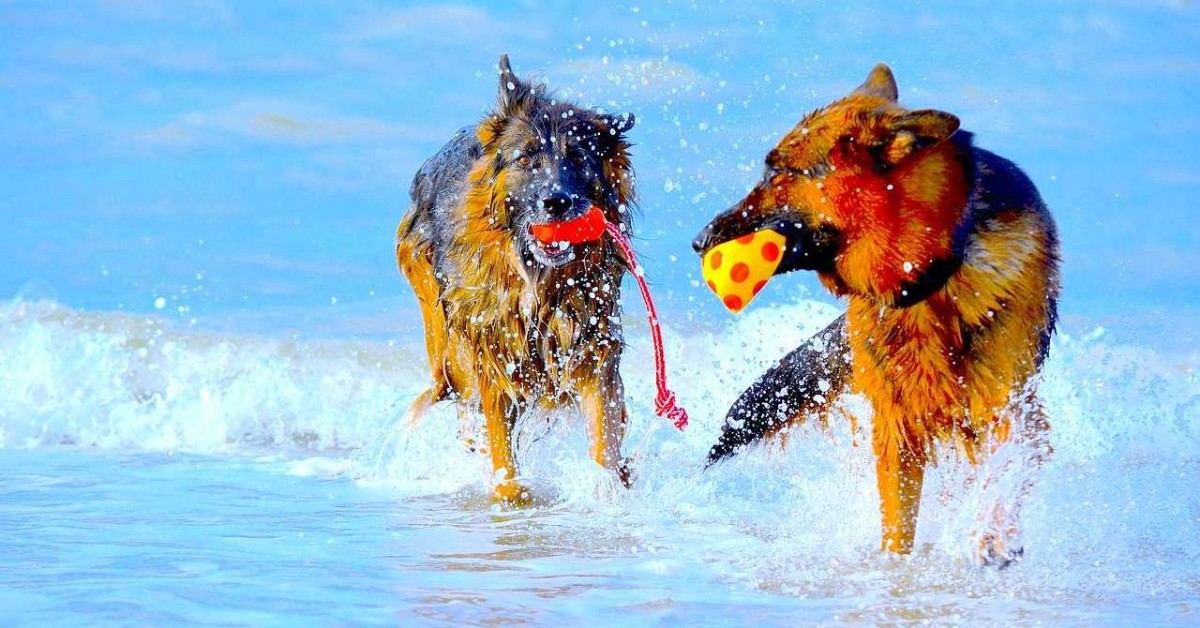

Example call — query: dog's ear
[603,112,636,136]
[497,53,534,115]
[882,109,960,164]
[854,63,899,102]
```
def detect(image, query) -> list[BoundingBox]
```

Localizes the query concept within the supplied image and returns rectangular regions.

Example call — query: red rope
[605,222,689,431]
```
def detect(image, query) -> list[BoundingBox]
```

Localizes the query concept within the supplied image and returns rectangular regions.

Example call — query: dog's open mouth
[535,238,573,261]
[524,229,577,267]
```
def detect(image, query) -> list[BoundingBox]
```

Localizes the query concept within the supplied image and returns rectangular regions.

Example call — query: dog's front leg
[974,395,1052,567]
[577,367,630,487]
[480,387,530,507]
[873,416,927,554]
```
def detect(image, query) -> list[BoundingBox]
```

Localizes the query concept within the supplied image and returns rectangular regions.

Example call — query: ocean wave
[3,298,1195,464]
[4,297,1199,573]
[0,299,422,454]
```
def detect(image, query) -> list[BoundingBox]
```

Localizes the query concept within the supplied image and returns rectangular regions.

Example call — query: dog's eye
[515,155,533,169]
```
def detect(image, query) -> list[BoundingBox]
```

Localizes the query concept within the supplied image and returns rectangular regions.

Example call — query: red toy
[529,205,607,244]
[528,205,689,430]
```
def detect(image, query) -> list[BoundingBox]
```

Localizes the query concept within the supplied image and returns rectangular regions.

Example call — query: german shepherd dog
[693,65,1060,564]
[396,55,638,506]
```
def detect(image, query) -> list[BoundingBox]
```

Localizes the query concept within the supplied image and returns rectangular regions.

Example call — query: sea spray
[2,297,1197,590]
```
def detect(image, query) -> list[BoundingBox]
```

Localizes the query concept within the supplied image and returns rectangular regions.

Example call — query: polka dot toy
[701,229,787,313]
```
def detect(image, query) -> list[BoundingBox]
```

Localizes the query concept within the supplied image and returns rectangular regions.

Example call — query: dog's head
[473,54,636,272]
[693,64,969,304]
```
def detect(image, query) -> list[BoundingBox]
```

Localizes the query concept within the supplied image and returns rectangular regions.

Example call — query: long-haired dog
[693,65,1060,564]
[396,55,638,505]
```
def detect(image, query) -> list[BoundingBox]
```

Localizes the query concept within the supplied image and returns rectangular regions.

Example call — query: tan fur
[397,56,637,504]
[696,64,1060,562]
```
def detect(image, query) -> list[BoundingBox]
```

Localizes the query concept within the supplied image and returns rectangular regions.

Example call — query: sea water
[3,1,1199,623]
[1,298,1196,625]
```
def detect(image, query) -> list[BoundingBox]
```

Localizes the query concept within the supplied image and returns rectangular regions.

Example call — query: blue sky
[2,1,1198,347]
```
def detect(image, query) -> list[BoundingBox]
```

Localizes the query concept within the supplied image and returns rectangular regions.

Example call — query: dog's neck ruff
[890,133,978,309]
[604,222,689,431]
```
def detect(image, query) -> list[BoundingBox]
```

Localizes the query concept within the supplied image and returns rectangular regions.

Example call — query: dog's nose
[692,224,714,255]
[539,194,573,218]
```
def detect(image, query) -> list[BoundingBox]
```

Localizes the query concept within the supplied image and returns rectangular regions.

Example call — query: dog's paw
[491,480,535,509]
[618,456,636,488]
[972,527,1024,569]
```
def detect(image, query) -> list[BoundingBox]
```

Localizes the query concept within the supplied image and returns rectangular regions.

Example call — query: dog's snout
[540,194,573,217]
[692,224,714,255]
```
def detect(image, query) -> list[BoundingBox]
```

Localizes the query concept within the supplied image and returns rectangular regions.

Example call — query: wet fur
[695,65,1060,563]
[396,55,637,505]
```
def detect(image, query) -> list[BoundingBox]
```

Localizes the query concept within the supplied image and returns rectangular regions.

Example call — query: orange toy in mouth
[701,229,787,313]
[530,205,606,244]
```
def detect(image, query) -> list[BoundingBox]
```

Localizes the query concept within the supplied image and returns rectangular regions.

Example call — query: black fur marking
[774,220,840,275]
[401,127,483,284]
[961,136,1060,364]
[893,255,963,308]
[705,315,850,467]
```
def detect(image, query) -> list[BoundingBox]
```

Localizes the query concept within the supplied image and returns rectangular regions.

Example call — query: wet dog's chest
[845,294,1033,446]
[448,288,621,399]
[510,317,611,392]
[847,297,971,416]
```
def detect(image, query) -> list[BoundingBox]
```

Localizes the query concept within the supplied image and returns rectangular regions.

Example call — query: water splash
[2,297,1198,611]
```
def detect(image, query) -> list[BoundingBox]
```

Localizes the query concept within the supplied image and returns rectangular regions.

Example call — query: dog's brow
[768,160,828,179]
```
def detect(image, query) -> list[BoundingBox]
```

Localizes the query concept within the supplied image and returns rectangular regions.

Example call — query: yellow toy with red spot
[693,64,1060,567]
[701,230,786,313]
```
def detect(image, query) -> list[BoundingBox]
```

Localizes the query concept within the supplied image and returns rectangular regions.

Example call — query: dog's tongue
[530,205,606,244]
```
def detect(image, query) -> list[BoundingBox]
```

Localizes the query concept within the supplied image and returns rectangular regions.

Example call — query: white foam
[2,297,1198,575]
[4,298,1197,463]
[0,299,425,455]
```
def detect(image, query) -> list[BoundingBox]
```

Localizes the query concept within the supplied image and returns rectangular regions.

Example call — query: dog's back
[961,142,1059,367]
[706,134,1059,465]
[398,127,480,274]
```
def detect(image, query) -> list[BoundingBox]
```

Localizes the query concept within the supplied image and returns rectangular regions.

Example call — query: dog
[693,64,1060,564]
[396,55,638,506]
